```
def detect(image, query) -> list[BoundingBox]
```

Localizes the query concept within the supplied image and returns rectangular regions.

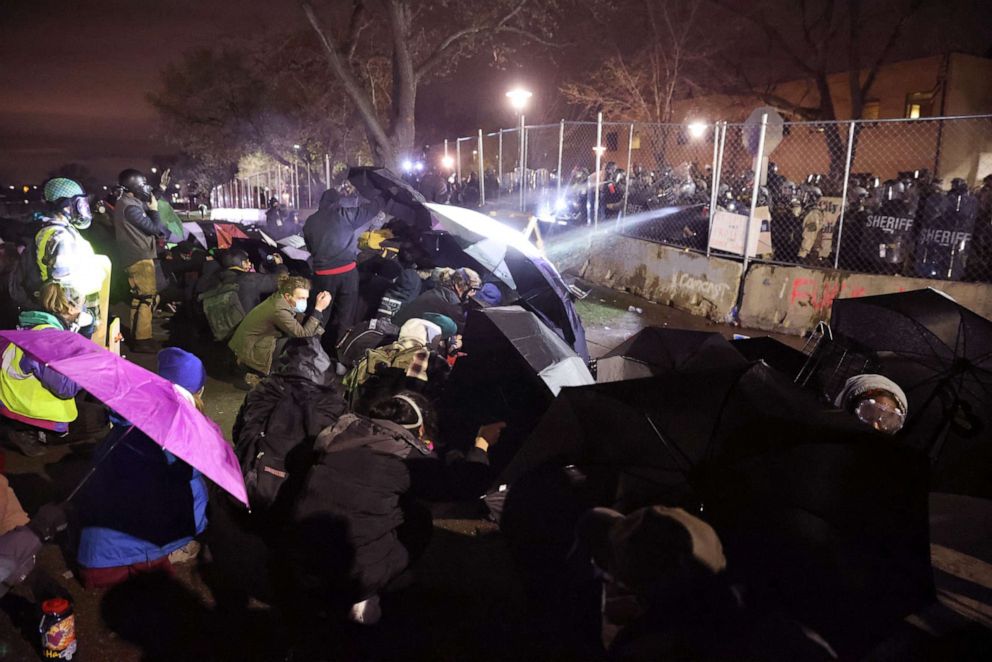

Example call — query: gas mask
[67,196,92,230]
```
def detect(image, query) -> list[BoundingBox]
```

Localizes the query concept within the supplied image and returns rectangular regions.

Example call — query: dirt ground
[1,284,989,661]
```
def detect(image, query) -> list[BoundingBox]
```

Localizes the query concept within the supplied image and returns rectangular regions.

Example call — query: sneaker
[168,540,201,565]
[5,428,48,457]
[347,595,381,625]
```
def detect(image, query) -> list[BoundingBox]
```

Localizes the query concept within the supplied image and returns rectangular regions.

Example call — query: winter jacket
[304,192,386,272]
[228,292,324,375]
[77,415,207,569]
[393,286,468,332]
[113,195,167,267]
[291,415,490,601]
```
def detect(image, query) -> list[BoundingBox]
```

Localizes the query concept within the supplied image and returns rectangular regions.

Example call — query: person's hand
[147,194,159,212]
[271,253,283,265]
[314,291,332,312]
[475,421,507,452]
[160,168,172,191]
[448,334,463,354]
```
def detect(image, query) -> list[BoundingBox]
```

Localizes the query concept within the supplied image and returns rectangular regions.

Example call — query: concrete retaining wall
[562,234,743,322]
[739,263,992,334]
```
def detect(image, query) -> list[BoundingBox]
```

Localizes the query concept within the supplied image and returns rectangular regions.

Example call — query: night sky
[2,0,990,185]
[0,0,302,183]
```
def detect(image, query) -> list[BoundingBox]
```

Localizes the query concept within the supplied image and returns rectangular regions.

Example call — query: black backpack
[336,318,399,369]
[233,377,347,513]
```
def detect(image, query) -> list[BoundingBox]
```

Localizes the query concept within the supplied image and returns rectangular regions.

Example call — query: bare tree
[300,0,562,170]
[562,0,719,123]
[715,0,928,178]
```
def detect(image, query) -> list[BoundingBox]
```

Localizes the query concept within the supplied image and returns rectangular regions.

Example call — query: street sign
[743,106,784,156]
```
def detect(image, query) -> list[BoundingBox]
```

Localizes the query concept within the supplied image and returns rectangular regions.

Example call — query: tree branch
[299,0,392,153]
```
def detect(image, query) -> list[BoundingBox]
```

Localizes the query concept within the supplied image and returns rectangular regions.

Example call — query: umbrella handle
[61,426,136,505]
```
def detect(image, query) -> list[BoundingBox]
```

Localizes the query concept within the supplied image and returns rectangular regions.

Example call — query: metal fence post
[556,119,565,203]
[325,154,331,190]
[444,139,449,160]
[456,138,462,183]
[743,114,769,273]
[621,122,634,224]
[593,111,604,228]
[498,130,503,201]
[518,116,526,212]
[834,121,857,269]
[478,129,485,207]
[306,161,312,207]
[707,122,727,257]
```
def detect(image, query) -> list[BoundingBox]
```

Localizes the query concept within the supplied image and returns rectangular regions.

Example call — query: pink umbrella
[0,329,248,506]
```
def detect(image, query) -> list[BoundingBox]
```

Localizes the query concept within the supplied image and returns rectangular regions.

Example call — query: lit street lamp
[687,121,707,139]
[506,87,532,211]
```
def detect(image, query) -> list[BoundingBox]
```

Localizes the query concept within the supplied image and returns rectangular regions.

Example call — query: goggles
[855,397,906,433]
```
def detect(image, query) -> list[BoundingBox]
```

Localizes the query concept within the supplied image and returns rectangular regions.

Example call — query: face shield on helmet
[67,195,92,229]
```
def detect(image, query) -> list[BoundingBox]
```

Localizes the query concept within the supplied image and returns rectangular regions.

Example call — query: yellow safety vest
[0,325,78,424]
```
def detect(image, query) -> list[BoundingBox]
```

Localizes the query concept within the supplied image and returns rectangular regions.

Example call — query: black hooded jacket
[303,190,386,271]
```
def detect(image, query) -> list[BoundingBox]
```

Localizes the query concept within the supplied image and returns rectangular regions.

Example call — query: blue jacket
[77,414,207,568]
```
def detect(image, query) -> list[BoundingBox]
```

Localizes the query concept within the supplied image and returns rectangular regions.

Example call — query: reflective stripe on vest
[0,325,77,424]
[34,225,61,282]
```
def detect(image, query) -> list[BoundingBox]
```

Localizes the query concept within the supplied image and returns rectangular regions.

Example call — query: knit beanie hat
[157,348,207,394]
[834,373,908,414]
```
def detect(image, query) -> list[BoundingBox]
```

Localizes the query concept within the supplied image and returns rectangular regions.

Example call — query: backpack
[234,377,347,513]
[336,318,399,369]
[199,282,246,341]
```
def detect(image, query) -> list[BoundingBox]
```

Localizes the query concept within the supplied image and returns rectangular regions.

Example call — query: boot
[5,427,48,458]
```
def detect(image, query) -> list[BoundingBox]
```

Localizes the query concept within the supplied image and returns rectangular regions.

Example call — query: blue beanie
[157,348,207,393]
[476,283,502,306]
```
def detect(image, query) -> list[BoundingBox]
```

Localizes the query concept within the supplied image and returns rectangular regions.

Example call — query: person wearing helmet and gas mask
[13,179,103,330]
[113,169,168,353]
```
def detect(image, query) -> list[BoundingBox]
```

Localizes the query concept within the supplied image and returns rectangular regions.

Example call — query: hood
[398,318,443,347]
[318,188,340,210]
[17,310,66,330]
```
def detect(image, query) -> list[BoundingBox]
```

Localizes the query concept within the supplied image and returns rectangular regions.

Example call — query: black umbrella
[347,166,589,360]
[730,335,807,377]
[597,328,745,381]
[347,166,432,231]
[501,360,934,656]
[830,288,992,497]
[439,306,592,471]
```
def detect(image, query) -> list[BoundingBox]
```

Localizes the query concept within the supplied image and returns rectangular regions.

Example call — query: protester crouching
[75,348,209,589]
[834,373,909,434]
[289,391,504,626]
[198,248,287,343]
[0,283,86,457]
[227,276,330,389]
[392,267,481,333]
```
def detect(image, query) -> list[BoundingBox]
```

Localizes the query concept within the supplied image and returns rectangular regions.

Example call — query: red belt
[315,262,357,276]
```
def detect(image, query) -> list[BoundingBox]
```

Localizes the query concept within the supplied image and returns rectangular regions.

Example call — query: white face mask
[70,310,94,332]
[294,299,307,314]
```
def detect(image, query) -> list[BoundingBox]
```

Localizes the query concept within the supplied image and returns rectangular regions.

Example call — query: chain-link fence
[435,113,992,284]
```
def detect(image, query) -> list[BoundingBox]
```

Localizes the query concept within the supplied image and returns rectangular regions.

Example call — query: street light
[506,87,532,211]
[441,155,455,170]
[687,121,707,139]
[505,87,532,112]
[151,167,157,174]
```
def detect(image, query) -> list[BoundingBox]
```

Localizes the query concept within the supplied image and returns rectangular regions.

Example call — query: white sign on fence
[710,207,773,257]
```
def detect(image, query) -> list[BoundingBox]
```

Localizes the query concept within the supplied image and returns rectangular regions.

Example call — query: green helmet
[43,178,85,203]
[41,178,91,229]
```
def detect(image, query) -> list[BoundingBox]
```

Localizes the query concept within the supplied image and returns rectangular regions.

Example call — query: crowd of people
[0,166,926,659]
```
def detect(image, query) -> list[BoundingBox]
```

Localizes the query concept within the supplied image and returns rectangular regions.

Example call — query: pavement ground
[0,286,989,660]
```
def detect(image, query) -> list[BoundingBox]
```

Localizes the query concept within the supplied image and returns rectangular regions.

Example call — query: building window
[905,92,935,119]
[606,132,619,151]
[862,101,880,120]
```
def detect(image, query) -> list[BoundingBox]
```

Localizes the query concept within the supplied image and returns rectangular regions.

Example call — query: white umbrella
[424,203,542,291]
